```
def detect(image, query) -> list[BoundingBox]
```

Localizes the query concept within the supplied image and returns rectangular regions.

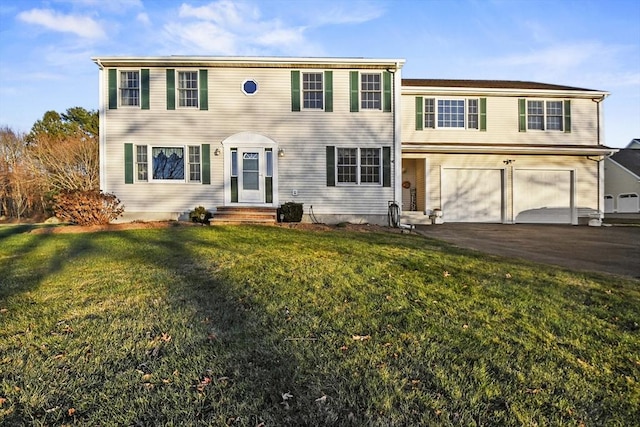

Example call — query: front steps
[210,206,278,225]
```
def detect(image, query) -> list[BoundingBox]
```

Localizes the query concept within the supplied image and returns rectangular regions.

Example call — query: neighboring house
[604,140,640,217]
[93,56,404,225]
[93,56,616,225]
[401,79,616,224]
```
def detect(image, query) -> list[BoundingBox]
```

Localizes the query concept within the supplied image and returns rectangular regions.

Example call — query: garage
[442,168,503,222]
[514,169,573,224]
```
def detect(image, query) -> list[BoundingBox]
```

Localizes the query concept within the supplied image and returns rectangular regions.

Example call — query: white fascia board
[402,86,609,99]
[402,144,619,156]
[92,56,406,70]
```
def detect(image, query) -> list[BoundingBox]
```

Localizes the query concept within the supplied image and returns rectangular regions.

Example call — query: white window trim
[136,145,202,183]
[335,147,382,186]
[527,99,564,132]
[301,71,325,111]
[119,69,140,108]
[176,70,199,109]
[360,72,383,111]
[423,97,480,130]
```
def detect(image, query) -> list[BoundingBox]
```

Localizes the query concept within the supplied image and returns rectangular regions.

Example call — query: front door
[238,148,263,203]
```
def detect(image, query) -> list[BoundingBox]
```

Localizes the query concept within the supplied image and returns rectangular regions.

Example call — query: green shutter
[291,70,300,112]
[326,146,335,186]
[124,143,133,184]
[108,69,118,110]
[166,69,175,110]
[564,100,571,133]
[415,97,423,131]
[199,69,208,111]
[324,70,333,112]
[383,71,392,112]
[480,98,487,131]
[201,144,210,184]
[349,71,359,112]
[518,98,526,132]
[141,69,150,110]
[231,177,238,202]
[382,146,391,187]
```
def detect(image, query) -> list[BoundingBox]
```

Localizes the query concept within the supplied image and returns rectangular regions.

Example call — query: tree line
[0,107,99,221]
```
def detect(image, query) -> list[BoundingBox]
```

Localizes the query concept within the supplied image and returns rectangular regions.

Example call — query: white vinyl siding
[101,66,395,217]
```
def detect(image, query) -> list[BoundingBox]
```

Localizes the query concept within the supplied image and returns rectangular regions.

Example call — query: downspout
[588,95,607,224]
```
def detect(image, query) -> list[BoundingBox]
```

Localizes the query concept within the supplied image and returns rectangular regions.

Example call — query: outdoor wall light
[214,148,221,156]
[278,148,285,157]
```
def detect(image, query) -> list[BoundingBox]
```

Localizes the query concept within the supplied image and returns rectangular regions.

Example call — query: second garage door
[442,168,503,222]
[514,169,573,224]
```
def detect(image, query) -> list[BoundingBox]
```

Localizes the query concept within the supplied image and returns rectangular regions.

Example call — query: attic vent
[242,79,258,95]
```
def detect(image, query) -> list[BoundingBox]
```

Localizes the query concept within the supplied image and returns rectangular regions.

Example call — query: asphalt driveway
[415,224,640,280]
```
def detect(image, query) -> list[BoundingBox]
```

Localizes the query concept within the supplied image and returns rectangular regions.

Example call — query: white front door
[238,148,264,203]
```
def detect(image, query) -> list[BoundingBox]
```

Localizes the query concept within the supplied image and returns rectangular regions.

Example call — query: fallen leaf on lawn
[462,324,469,329]
[526,388,541,394]
[0,397,7,406]
[68,408,76,416]
[196,376,212,392]
[143,383,154,390]
[505,273,512,279]
[282,392,293,401]
[160,333,172,342]
[0,308,8,313]
[142,374,153,382]
[315,395,327,403]
[352,335,371,341]
[443,271,451,277]
[340,345,348,352]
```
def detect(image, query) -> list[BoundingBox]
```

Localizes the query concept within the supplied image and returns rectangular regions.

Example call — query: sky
[0,0,639,148]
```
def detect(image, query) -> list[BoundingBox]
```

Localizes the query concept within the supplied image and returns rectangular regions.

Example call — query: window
[120,71,139,106]
[423,98,480,129]
[188,146,201,182]
[361,73,381,110]
[178,71,198,107]
[152,147,184,180]
[336,147,381,185]
[136,145,148,181]
[303,72,323,109]
[527,100,564,131]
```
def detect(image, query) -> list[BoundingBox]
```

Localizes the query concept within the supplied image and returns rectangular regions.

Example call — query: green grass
[0,225,638,426]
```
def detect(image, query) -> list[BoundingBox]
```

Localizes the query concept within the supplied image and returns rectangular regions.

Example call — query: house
[92,56,616,225]
[92,56,404,225]
[401,79,616,225]
[604,139,640,219]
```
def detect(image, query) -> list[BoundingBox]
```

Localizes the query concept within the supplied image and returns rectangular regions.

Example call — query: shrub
[189,206,212,224]
[279,202,303,222]
[53,190,124,225]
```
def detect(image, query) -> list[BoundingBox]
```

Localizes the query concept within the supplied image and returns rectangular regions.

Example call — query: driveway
[415,224,640,280]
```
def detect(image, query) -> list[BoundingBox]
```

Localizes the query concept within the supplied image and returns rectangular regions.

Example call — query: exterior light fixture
[278,148,285,157]
[214,148,221,156]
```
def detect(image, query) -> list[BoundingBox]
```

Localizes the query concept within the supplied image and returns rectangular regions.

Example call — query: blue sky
[1,0,638,147]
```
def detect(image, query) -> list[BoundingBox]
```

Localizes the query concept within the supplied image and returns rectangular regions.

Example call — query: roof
[626,138,640,149]
[609,149,640,176]
[402,79,603,92]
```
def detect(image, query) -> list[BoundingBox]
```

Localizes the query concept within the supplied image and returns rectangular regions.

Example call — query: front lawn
[0,225,638,426]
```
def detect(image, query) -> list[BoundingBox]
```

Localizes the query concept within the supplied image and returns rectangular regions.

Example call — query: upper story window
[178,71,199,108]
[420,98,481,130]
[120,71,140,107]
[303,72,323,109]
[360,73,382,110]
[520,99,570,132]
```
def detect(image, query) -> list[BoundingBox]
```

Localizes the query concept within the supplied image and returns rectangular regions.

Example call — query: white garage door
[442,168,503,222]
[514,169,572,224]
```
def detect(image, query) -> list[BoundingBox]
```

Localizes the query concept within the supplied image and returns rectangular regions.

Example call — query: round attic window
[242,79,258,95]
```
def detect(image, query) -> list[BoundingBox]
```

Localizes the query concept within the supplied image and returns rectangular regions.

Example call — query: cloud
[163,0,310,55]
[137,12,150,26]
[308,1,385,26]
[17,8,106,39]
